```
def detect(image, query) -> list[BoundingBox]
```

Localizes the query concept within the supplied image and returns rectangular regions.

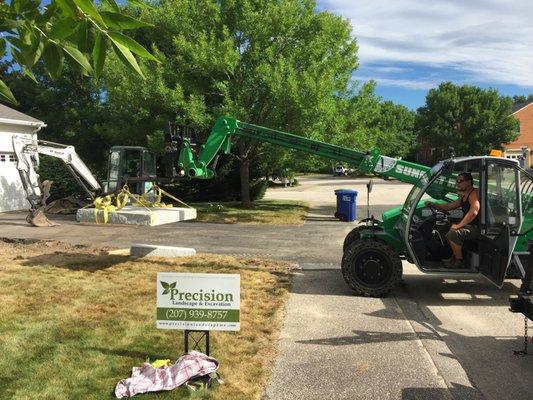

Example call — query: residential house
[0,104,46,212]
[504,101,533,167]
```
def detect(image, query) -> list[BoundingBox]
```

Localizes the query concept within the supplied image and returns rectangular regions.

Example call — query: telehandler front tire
[341,239,402,297]
[343,226,367,252]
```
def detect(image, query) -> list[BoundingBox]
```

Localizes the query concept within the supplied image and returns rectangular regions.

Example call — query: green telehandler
[102,116,533,320]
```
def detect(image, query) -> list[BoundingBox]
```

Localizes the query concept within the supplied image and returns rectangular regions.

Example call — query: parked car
[335,164,348,176]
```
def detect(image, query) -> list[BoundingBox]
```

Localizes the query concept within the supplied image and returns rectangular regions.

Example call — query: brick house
[503,101,533,167]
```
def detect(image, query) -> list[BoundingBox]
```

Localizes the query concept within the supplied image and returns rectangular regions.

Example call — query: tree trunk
[239,158,251,208]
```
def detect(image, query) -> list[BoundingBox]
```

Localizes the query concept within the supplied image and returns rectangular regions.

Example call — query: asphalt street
[1,175,532,399]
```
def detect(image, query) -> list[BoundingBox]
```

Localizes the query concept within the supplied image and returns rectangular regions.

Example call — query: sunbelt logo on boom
[160,281,234,306]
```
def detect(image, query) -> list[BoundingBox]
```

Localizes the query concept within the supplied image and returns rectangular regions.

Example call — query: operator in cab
[425,172,480,268]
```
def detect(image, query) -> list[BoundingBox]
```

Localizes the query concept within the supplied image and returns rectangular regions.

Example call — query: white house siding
[0,124,38,212]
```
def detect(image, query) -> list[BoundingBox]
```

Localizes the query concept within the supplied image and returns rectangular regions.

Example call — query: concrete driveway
[1,174,532,399]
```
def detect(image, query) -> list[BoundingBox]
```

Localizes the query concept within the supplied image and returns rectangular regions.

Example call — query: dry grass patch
[193,200,308,225]
[0,239,294,400]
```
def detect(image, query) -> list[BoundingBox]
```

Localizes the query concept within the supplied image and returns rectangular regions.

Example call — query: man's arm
[425,198,461,211]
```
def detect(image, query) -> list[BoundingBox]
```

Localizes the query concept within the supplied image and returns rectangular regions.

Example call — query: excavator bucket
[27,208,57,227]
[26,180,57,227]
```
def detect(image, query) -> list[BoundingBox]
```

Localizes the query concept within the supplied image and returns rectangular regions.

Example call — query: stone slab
[130,243,196,258]
[76,206,196,226]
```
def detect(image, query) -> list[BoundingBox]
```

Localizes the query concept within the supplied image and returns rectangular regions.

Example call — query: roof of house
[0,103,45,127]
[513,101,533,114]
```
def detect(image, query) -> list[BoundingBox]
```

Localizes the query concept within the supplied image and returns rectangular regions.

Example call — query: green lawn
[192,200,308,225]
[0,240,292,400]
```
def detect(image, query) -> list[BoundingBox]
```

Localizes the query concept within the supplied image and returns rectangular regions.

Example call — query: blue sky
[318,0,533,109]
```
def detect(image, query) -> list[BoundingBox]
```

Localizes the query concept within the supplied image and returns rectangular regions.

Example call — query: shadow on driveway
[401,383,482,400]
[285,267,533,400]
[22,252,130,272]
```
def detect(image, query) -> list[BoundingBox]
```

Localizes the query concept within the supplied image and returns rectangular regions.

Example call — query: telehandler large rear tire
[342,239,402,297]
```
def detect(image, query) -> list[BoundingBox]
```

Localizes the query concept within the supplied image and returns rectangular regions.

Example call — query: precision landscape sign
[156,272,240,331]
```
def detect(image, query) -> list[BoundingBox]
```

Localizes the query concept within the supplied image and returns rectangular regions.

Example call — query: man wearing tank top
[425,172,480,268]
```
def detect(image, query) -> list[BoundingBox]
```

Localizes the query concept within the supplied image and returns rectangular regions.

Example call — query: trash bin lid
[334,189,358,195]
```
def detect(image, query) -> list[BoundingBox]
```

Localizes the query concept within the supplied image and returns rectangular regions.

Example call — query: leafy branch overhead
[0,0,158,104]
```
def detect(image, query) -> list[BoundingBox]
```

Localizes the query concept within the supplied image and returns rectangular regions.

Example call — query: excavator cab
[404,156,533,286]
[103,146,157,195]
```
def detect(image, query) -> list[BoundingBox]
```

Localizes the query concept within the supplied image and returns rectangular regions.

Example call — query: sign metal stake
[184,330,210,356]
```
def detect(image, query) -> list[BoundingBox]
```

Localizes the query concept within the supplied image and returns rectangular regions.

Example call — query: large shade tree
[415,82,519,160]
[101,0,359,206]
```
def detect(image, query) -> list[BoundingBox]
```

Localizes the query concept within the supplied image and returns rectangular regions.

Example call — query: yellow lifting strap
[93,195,117,224]
[155,185,193,209]
[91,184,192,224]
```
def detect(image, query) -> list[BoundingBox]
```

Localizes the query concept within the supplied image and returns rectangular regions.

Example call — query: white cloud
[352,76,440,90]
[320,0,533,87]
[372,66,412,74]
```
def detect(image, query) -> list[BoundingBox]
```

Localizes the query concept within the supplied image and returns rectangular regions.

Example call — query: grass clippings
[0,240,293,400]
[193,200,308,225]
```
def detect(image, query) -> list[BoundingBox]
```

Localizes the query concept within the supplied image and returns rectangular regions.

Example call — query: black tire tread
[343,226,367,252]
[341,239,402,297]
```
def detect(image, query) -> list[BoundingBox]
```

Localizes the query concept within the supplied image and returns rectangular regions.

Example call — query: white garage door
[0,150,30,212]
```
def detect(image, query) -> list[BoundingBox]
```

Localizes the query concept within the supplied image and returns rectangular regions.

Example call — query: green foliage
[513,94,533,105]
[285,81,416,172]
[38,156,84,200]
[146,130,166,155]
[416,82,519,159]
[3,63,108,165]
[250,179,268,201]
[0,0,157,104]
[101,0,360,201]
[374,101,416,158]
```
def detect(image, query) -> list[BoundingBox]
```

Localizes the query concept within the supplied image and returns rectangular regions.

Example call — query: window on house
[0,152,16,163]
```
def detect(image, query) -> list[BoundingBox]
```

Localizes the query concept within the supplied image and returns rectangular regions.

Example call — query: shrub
[250,179,268,201]
[37,157,84,200]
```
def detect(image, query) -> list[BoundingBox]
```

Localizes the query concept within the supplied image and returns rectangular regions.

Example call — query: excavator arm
[12,136,101,226]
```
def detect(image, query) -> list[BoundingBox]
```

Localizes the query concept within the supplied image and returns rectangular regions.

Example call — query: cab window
[424,159,481,216]
[485,161,520,232]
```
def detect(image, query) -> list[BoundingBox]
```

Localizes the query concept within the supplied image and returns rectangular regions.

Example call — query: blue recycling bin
[334,189,357,222]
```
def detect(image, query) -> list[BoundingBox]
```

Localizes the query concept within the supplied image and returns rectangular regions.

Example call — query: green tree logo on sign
[160,281,176,295]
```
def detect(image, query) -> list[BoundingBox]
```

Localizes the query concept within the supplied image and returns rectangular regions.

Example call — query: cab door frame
[478,158,523,287]
[403,161,454,272]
